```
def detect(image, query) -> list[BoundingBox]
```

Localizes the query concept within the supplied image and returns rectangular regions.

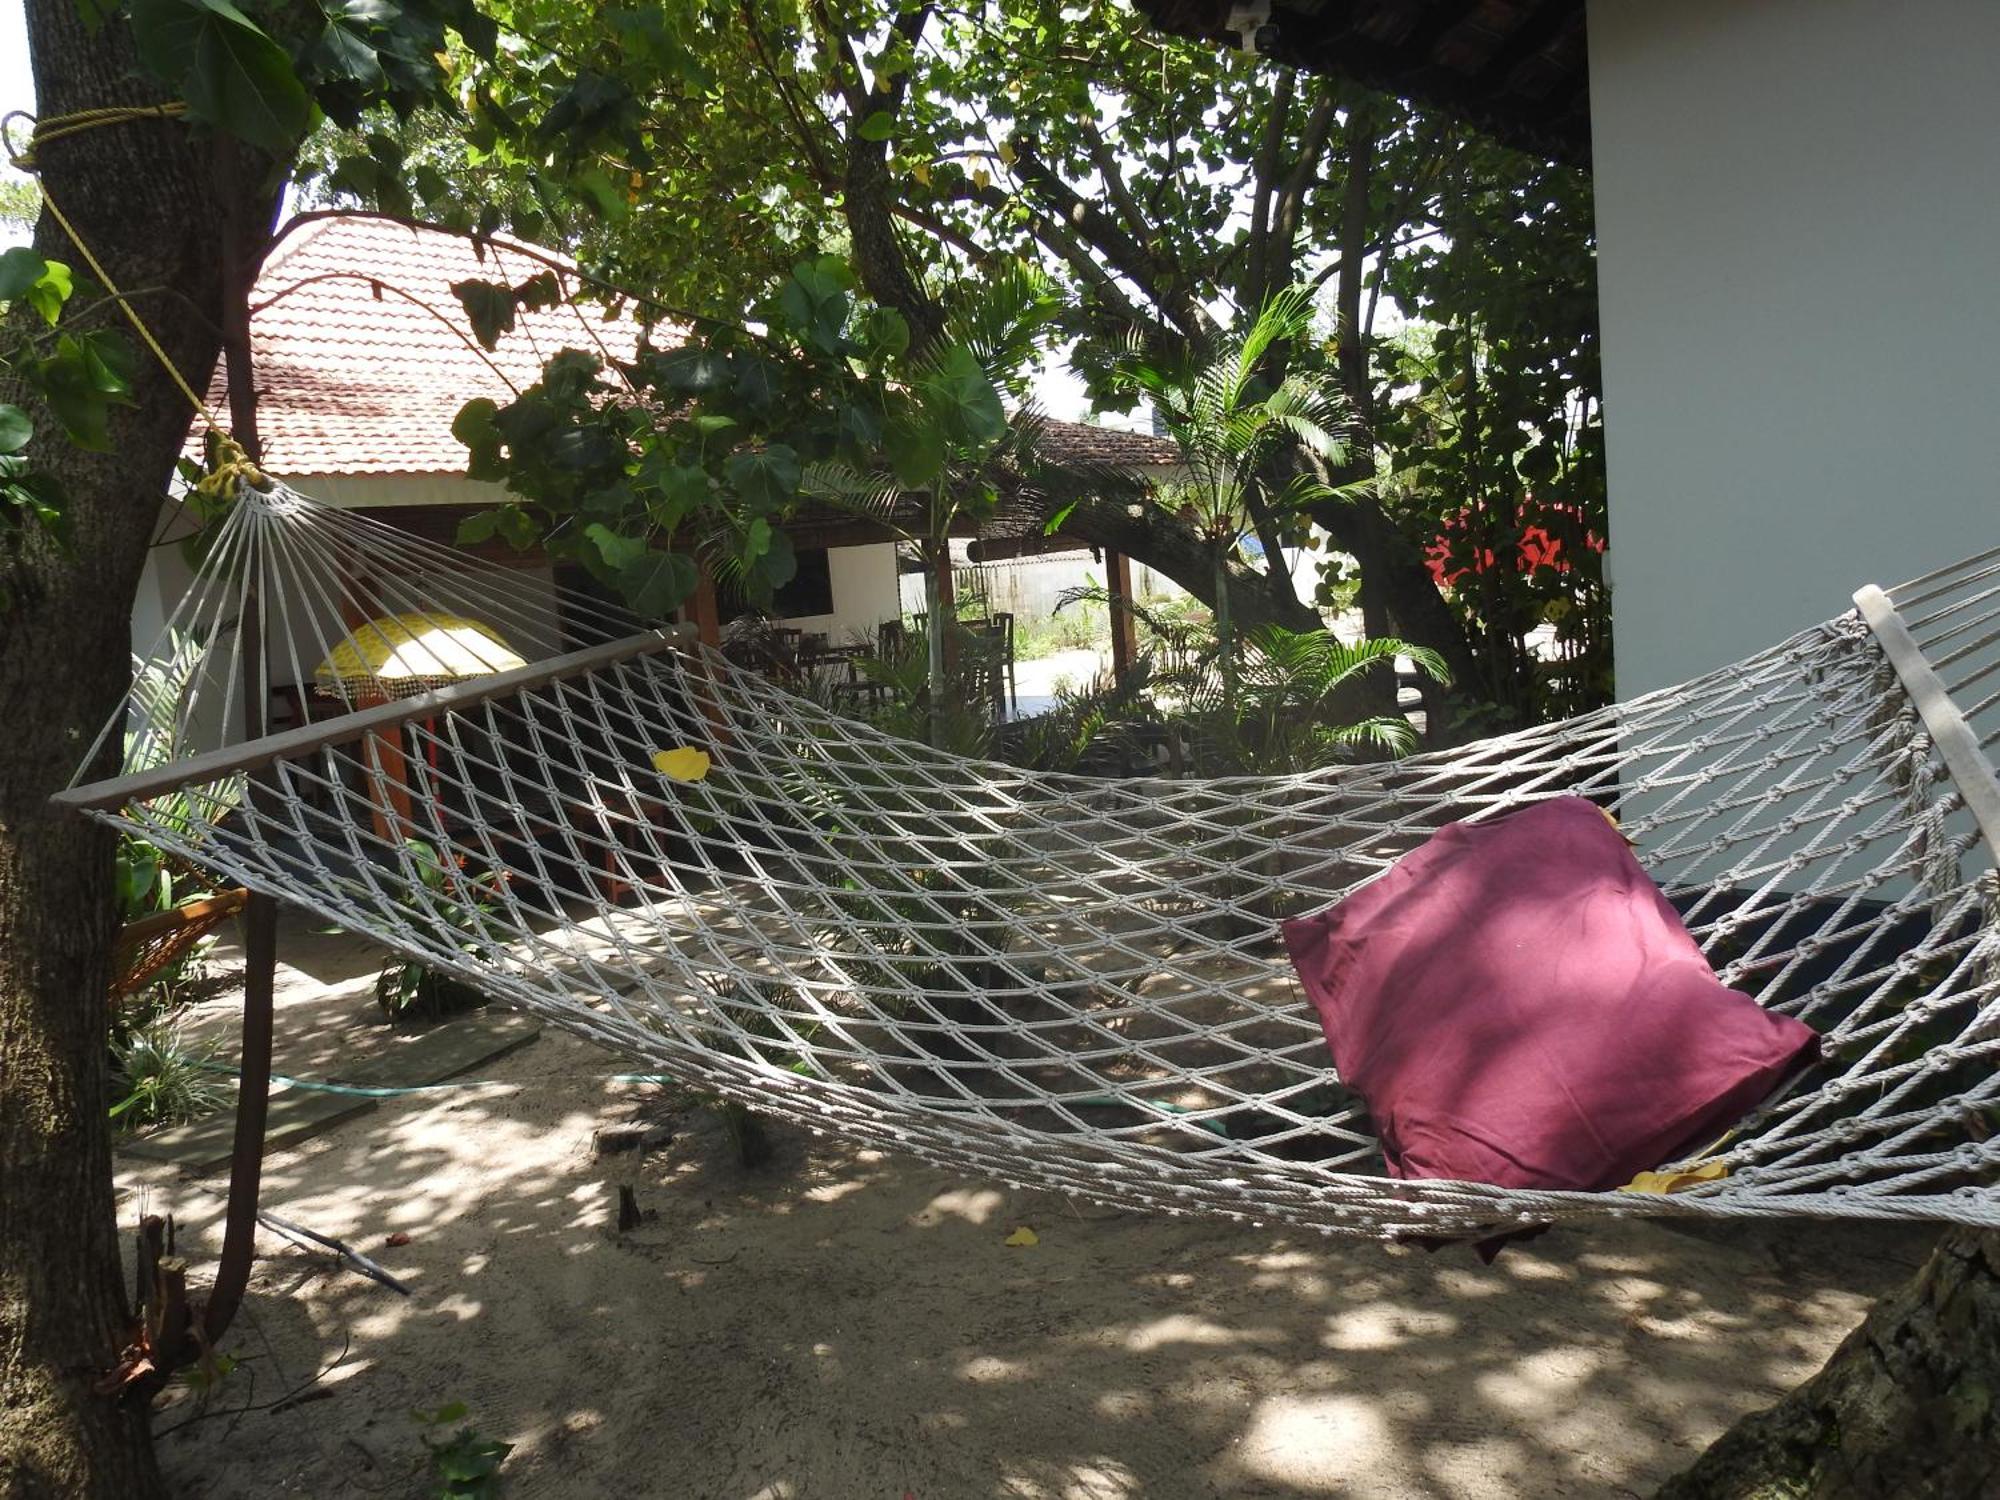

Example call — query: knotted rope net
[66,481,2000,1241]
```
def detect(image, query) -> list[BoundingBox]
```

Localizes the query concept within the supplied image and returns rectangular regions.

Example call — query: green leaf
[646,348,731,395]
[859,305,909,361]
[0,406,31,455]
[856,110,895,142]
[79,331,135,397]
[494,506,539,550]
[455,511,499,545]
[732,354,780,409]
[546,426,625,475]
[452,279,516,351]
[0,247,47,301]
[451,396,500,447]
[637,451,710,529]
[743,526,795,599]
[1,253,74,326]
[34,335,130,451]
[884,411,943,488]
[924,342,1006,445]
[721,444,800,510]
[583,522,646,572]
[130,0,314,155]
[570,165,630,222]
[25,261,73,326]
[313,14,386,91]
[777,260,850,354]
[73,0,120,33]
[616,549,697,617]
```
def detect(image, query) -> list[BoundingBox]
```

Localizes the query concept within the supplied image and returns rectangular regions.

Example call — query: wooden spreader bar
[54,625,698,815]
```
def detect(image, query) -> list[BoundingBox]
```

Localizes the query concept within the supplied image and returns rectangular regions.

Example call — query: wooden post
[200,203,283,1357]
[933,544,958,669]
[690,563,721,650]
[357,688,416,845]
[1107,548,1138,685]
[204,875,275,1348]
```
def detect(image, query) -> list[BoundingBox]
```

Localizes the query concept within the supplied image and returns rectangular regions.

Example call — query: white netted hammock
[63,479,2000,1244]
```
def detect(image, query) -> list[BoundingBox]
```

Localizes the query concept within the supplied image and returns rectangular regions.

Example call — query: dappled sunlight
[910,1185,1009,1227]
[996,1455,1145,1500]
[1239,1394,1389,1491]
[1120,1313,1275,1353]
[1320,1301,1461,1350]
[134,911,1939,1498]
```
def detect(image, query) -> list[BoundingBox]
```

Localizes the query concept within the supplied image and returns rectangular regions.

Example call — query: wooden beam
[1107,549,1139,684]
[52,627,696,815]
[933,544,959,670]
[689,564,722,650]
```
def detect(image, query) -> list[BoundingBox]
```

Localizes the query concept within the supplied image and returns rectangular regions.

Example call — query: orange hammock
[110,887,249,1000]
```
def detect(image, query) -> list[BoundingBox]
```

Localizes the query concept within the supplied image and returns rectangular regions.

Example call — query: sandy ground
[118,913,1935,1500]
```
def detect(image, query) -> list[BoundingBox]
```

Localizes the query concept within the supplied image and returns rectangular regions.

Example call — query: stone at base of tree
[1656,1229,2000,1499]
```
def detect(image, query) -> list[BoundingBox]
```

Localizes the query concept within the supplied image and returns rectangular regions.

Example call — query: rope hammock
[61,480,2000,1243]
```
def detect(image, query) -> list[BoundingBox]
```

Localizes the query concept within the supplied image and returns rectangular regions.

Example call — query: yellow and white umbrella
[314,611,526,702]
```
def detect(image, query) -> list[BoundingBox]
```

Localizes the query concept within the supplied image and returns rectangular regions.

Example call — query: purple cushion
[1282,797,1818,1193]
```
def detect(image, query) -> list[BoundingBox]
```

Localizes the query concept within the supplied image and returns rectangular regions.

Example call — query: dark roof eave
[1132,0,1591,168]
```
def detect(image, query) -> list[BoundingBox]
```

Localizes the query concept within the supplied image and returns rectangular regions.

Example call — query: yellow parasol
[314,611,526,702]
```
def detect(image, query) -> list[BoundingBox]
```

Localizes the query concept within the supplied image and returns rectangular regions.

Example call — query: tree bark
[1657,1231,2000,1499]
[1311,494,1478,691]
[1059,496,1322,637]
[0,5,277,1495]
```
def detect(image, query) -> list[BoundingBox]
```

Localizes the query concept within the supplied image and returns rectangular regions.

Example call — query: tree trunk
[1311,494,1479,689]
[0,5,277,1495]
[1060,495,1323,637]
[1657,1231,2000,1499]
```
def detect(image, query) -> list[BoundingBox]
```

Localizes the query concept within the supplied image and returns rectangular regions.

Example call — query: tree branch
[1008,135,1204,340]
[1244,70,1292,309]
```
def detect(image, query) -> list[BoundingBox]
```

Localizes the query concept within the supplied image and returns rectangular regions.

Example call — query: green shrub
[109,1021,230,1128]
[374,841,500,1022]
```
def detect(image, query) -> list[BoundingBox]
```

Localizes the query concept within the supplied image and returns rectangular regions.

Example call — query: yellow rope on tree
[2,102,227,438]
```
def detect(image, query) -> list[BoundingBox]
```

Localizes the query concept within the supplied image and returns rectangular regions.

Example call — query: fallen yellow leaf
[1003,1225,1039,1247]
[650,746,712,783]
[1619,1160,1729,1195]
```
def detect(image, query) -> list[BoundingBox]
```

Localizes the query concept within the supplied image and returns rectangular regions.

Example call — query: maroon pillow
[1282,797,1818,1193]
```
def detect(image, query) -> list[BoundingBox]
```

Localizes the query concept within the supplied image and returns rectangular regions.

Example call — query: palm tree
[1109,287,1449,754]
[1113,286,1358,702]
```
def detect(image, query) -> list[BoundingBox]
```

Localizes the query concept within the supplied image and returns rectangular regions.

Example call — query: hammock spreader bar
[57,625,695,815]
[1854,583,2000,864]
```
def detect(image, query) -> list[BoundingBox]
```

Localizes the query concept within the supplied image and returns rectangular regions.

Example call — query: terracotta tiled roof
[224,216,1176,480]
[1037,416,1179,468]
[222,216,648,477]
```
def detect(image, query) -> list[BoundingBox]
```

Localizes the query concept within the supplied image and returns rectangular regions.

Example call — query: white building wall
[1589,0,2000,697]
[778,542,903,646]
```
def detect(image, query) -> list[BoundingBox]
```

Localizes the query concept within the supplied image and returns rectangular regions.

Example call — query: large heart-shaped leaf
[0,405,31,455]
[722,444,801,511]
[638,451,711,529]
[0,248,47,302]
[617,549,698,617]
[584,521,646,571]
[923,342,1006,446]
[884,410,944,488]
[131,0,313,155]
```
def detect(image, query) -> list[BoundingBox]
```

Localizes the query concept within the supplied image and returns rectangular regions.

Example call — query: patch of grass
[1013,600,1110,661]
